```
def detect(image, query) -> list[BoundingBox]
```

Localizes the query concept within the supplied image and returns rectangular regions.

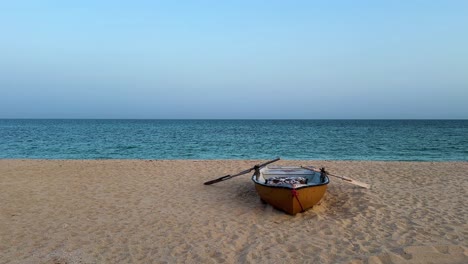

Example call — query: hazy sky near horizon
[1,1,467,119]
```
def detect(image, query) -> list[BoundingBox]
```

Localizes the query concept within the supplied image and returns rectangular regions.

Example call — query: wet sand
[0,160,467,263]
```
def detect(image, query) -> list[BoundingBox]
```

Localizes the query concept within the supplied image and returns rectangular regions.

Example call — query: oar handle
[301,166,369,188]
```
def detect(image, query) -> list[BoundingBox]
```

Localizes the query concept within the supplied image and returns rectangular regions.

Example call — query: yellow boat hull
[252,166,329,215]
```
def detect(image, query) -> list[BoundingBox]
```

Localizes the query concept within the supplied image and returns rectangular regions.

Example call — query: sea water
[0,119,466,161]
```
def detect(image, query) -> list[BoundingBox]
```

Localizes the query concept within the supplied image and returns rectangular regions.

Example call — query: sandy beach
[0,160,466,263]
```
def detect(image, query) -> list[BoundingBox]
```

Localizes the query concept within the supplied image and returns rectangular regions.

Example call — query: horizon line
[1,118,467,121]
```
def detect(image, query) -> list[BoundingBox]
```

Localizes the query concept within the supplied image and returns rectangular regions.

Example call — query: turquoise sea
[0,119,466,161]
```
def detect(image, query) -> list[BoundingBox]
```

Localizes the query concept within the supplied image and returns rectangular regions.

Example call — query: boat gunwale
[251,172,330,190]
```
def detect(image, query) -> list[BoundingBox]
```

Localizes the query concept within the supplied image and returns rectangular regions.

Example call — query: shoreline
[2,158,468,162]
[1,160,467,263]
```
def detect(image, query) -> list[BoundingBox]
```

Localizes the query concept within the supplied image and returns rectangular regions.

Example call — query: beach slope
[0,160,466,263]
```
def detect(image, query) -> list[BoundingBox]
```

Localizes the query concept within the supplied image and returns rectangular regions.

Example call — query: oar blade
[328,173,370,189]
[204,168,255,185]
[346,179,370,189]
[330,174,370,189]
[203,175,231,185]
[203,157,280,185]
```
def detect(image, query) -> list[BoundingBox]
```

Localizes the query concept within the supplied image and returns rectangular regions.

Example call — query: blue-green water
[0,119,466,161]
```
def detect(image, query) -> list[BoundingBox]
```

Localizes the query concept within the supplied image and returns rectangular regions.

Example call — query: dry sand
[0,160,467,264]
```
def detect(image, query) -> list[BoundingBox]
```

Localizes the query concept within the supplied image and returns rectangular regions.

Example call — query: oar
[204,158,280,185]
[301,166,370,189]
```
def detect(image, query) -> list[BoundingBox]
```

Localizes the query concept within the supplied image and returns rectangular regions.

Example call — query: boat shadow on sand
[214,179,371,219]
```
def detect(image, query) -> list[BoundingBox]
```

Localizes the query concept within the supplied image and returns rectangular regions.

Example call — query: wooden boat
[251,166,329,215]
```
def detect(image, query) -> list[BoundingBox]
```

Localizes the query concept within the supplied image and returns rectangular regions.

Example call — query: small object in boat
[265,176,308,186]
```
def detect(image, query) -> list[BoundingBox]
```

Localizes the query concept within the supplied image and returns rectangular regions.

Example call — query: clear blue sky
[1,1,467,119]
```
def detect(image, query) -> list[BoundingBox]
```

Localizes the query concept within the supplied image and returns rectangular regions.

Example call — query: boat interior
[254,166,328,186]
